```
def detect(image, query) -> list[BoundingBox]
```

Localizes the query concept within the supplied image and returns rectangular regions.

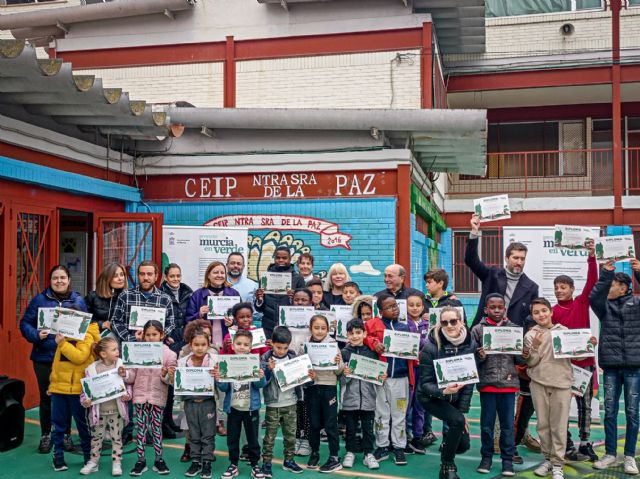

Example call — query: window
[452,229,503,293]
[486,0,602,18]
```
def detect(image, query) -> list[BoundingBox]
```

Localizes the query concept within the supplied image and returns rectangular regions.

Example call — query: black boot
[439,463,460,479]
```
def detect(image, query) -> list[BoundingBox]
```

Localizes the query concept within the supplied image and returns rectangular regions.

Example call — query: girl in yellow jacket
[48,292,100,473]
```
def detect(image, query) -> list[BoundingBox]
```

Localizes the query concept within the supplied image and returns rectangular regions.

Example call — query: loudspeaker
[0,376,25,452]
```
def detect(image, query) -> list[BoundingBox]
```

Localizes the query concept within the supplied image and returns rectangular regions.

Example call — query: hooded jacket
[364,316,416,386]
[125,344,177,406]
[340,343,379,411]
[261,349,303,406]
[254,263,305,334]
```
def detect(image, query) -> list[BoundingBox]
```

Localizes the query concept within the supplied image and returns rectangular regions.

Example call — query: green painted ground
[2,394,638,479]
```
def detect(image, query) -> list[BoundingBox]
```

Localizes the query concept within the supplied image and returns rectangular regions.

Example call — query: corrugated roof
[0,39,168,143]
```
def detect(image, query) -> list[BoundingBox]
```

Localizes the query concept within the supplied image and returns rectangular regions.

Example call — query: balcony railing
[448,147,640,198]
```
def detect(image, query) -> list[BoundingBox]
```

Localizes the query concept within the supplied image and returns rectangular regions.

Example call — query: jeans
[480,392,516,461]
[51,393,91,462]
[603,368,640,457]
[423,397,470,464]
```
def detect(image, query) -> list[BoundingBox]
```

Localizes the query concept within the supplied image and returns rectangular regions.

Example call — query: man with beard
[227,252,258,303]
[254,246,306,339]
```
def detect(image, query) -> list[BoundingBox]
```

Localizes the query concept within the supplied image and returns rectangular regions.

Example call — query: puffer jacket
[471,318,524,390]
[340,343,379,411]
[85,289,123,331]
[160,282,193,351]
[590,268,640,369]
[20,288,88,364]
[48,322,101,395]
[417,327,476,413]
[254,264,305,334]
[125,344,177,406]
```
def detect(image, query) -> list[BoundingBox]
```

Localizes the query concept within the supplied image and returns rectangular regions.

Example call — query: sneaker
[502,461,515,477]
[53,458,69,472]
[81,461,99,475]
[63,434,76,452]
[251,465,265,479]
[363,454,380,470]
[297,440,311,457]
[393,448,407,465]
[181,445,192,463]
[552,466,564,479]
[130,460,148,476]
[534,461,553,477]
[342,452,355,468]
[153,459,170,475]
[522,432,542,453]
[307,452,320,469]
[262,463,273,478]
[409,438,427,455]
[404,445,415,455]
[200,462,212,479]
[421,431,437,447]
[625,457,639,475]
[373,447,389,462]
[113,463,123,477]
[477,457,492,474]
[319,456,342,473]
[439,463,460,479]
[578,443,599,462]
[513,448,524,465]
[282,460,303,474]
[38,433,52,454]
[565,447,588,461]
[221,464,239,479]
[593,454,618,470]
[185,462,202,477]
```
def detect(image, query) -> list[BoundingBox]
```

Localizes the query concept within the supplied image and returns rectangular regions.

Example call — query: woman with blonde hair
[323,262,351,306]
[85,262,127,332]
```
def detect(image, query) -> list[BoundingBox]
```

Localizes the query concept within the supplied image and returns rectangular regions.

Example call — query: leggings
[134,403,164,460]
[296,400,311,440]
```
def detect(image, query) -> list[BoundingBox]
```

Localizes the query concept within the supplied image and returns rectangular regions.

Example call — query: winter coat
[20,288,88,364]
[186,286,239,323]
[465,236,539,328]
[340,343,380,411]
[125,344,177,406]
[524,324,573,388]
[81,358,132,426]
[261,349,303,405]
[254,264,305,334]
[48,322,101,395]
[590,268,640,369]
[160,282,193,351]
[364,316,416,386]
[85,289,123,332]
[408,318,430,351]
[424,292,467,324]
[471,318,524,390]
[417,327,476,413]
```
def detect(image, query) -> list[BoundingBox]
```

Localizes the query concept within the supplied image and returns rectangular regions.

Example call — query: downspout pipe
[0,0,195,30]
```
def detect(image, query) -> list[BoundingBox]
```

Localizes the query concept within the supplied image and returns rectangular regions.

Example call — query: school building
[0,0,638,406]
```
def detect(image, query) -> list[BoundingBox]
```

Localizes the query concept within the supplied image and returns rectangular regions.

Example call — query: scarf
[167,284,180,301]
[504,269,523,308]
[441,326,467,347]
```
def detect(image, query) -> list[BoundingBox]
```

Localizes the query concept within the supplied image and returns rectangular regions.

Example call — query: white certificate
[482,326,523,355]
[346,354,387,386]
[304,342,339,370]
[273,354,313,391]
[473,194,511,223]
[122,342,163,368]
[595,235,636,263]
[207,296,241,320]
[571,365,593,397]
[81,369,126,405]
[551,329,595,358]
[278,306,314,329]
[217,354,261,384]
[174,367,215,396]
[229,328,267,349]
[331,305,352,341]
[554,225,597,250]
[129,305,165,331]
[260,272,292,295]
[50,308,93,340]
[382,330,421,360]
[428,307,465,328]
[37,307,56,330]
[372,299,407,322]
[433,353,480,388]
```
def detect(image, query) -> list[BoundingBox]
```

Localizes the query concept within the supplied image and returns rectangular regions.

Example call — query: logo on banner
[204,215,352,250]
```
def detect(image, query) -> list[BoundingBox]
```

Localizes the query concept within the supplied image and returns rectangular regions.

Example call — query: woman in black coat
[85,262,126,332]
[418,306,476,479]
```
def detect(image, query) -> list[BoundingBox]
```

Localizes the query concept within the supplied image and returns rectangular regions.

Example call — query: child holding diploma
[215,330,267,479]
[303,314,344,472]
[523,298,597,479]
[306,279,328,311]
[352,295,375,323]
[124,320,177,477]
[222,302,269,356]
[80,338,131,476]
[471,293,523,476]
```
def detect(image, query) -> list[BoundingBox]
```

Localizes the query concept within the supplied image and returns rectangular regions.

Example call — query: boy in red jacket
[552,240,598,462]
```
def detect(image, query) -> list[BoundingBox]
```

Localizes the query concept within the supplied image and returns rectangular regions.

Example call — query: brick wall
[76,63,225,107]
[236,50,422,109]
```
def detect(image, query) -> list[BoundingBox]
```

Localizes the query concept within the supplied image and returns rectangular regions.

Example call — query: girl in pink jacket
[124,320,177,476]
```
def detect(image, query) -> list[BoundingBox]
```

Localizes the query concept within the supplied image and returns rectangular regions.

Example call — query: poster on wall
[162,226,249,291]
[60,231,88,296]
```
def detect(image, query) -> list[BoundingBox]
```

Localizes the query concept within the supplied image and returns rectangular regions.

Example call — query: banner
[162,226,249,290]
